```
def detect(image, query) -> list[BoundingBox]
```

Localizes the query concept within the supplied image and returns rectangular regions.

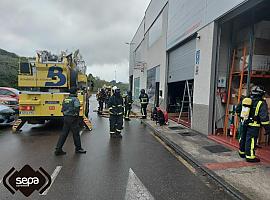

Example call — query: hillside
[0,49,19,88]
[0,48,129,91]
[87,74,129,93]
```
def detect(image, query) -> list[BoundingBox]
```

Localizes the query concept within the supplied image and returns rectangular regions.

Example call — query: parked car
[0,96,18,112]
[0,87,19,101]
[0,105,16,126]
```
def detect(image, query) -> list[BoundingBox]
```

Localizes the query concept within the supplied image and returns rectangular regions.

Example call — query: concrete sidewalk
[141,118,270,200]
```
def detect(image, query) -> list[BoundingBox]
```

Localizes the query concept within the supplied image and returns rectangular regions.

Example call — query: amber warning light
[49,106,55,110]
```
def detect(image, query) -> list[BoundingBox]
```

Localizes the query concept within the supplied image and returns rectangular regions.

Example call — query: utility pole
[114,69,117,83]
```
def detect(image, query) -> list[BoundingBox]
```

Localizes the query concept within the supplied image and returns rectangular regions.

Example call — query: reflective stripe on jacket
[108,95,124,115]
[139,93,149,104]
[248,100,270,128]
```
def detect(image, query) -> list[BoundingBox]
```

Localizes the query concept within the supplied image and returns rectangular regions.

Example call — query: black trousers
[105,100,109,109]
[109,115,123,134]
[141,104,147,117]
[56,116,82,151]
[124,106,131,119]
[85,97,89,117]
[245,126,260,160]
[98,101,104,112]
[239,123,247,155]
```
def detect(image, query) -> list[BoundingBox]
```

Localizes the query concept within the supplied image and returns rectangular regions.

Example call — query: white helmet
[112,86,120,94]
[112,86,118,92]
[251,86,266,97]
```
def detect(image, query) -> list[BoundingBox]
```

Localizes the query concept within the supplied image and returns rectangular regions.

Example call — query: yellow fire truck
[12,50,92,132]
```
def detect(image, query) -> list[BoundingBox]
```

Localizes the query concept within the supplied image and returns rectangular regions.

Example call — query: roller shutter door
[168,39,196,83]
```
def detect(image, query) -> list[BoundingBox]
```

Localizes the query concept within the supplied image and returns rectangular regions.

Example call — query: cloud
[87,59,129,83]
[0,0,150,82]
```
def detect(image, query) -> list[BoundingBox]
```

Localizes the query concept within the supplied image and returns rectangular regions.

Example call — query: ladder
[178,80,193,125]
[223,49,236,136]
[83,115,93,131]
[12,119,26,133]
[234,46,247,138]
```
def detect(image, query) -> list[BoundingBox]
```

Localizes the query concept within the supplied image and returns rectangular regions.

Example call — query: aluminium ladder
[178,80,193,125]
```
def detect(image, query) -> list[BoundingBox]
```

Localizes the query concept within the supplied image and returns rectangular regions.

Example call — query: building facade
[129,0,268,135]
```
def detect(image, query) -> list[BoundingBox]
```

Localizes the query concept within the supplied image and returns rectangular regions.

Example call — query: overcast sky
[0,0,151,83]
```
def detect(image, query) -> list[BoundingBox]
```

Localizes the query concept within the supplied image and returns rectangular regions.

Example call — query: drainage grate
[168,126,185,130]
[177,132,197,136]
[203,145,232,153]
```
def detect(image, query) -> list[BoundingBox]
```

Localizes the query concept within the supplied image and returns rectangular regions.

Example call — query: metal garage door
[168,39,196,83]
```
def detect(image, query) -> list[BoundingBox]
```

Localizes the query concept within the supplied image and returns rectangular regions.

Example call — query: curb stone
[141,120,249,200]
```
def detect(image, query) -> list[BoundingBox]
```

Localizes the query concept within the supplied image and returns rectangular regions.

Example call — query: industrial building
[128,0,270,149]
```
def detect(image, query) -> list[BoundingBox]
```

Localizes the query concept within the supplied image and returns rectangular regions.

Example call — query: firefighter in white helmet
[238,86,270,162]
[108,86,124,138]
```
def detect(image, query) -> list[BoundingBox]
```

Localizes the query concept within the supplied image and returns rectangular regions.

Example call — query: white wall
[192,22,216,134]
[133,39,147,98]
[145,0,168,32]
[193,22,215,105]
[145,5,168,107]
[167,0,248,49]
[131,5,168,108]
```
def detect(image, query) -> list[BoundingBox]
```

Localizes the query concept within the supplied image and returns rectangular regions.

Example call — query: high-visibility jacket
[247,98,270,129]
[139,93,149,105]
[124,95,133,107]
[108,95,124,116]
[97,90,106,102]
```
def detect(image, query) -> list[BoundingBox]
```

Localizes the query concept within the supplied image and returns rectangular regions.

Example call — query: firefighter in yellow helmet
[238,86,270,162]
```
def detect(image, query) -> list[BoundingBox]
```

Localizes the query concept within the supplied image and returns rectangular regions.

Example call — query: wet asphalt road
[0,97,234,200]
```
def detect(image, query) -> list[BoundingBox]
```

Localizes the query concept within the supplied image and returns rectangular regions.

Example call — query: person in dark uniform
[97,88,106,115]
[55,87,87,156]
[108,86,124,138]
[84,87,90,117]
[239,86,270,162]
[139,89,149,119]
[104,88,111,109]
[90,80,94,92]
[124,91,133,121]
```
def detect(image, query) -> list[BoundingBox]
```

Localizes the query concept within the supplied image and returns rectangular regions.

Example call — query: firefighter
[239,86,270,162]
[85,87,90,117]
[55,87,86,156]
[104,88,111,109]
[237,97,250,159]
[90,80,94,92]
[97,88,106,114]
[139,89,149,119]
[108,86,124,138]
[124,91,133,121]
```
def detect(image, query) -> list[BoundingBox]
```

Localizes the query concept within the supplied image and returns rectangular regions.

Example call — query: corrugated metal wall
[167,0,248,49]
[168,39,196,83]
[145,0,168,32]
[132,19,145,49]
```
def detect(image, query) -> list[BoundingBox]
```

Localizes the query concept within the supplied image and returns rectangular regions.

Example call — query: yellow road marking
[150,132,197,174]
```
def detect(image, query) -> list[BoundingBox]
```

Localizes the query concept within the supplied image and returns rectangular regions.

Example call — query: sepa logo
[3,165,51,197]
[16,177,39,187]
